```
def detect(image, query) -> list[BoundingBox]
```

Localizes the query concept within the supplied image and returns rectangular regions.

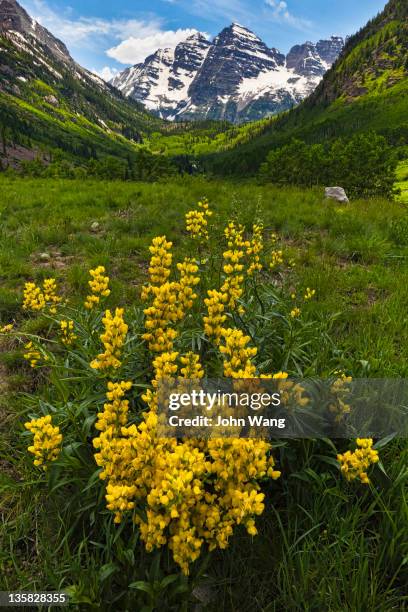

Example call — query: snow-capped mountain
[113,33,211,119]
[112,24,344,123]
[0,0,108,88]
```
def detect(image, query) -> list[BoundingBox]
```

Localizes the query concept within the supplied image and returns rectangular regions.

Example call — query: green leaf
[129,581,154,595]
[99,563,118,583]
[373,433,397,450]
[160,574,179,589]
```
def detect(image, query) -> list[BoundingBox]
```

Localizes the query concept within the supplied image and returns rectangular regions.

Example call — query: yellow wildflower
[42,279,62,314]
[23,282,45,311]
[59,320,77,346]
[142,253,199,353]
[25,415,62,470]
[0,323,14,333]
[185,198,212,240]
[270,250,284,270]
[144,236,173,291]
[304,287,316,301]
[203,289,227,344]
[23,279,61,313]
[337,438,379,484]
[219,328,257,378]
[84,266,110,310]
[180,352,204,379]
[91,308,128,371]
[24,341,43,368]
[247,223,264,276]
[290,307,301,318]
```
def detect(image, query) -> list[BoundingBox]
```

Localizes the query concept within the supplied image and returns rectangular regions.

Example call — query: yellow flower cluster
[221,250,245,307]
[329,374,352,422]
[23,279,61,314]
[221,222,247,309]
[94,400,280,573]
[143,283,179,352]
[177,258,200,312]
[23,282,45,311]
[290,307,301,318]
[43,279,61,314]
[224,221,247,249]
[142,252,199,353]
[0,323,14,333]
[59,320,77,346]
[144,236,173,291]
[337,438,379,484]
[204,220,266,344]
[91,308,128,371]
[24,341,47,368]
[93,381,136,520]
[151,350,179,387]
[203,289,227,344]
[180,352,204,379]
[270,250,284,270]
[304,287,316,300]
[219,328,257,378]
[185,198,212,240]
[25,415,62,470]
[95,381,133,437]
[84,266,110,310]
[247,223,264,276]
[91,307,280,574]
[203,221,266,342]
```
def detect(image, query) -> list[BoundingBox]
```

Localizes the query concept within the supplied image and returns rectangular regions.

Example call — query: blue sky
[19,0,388,80]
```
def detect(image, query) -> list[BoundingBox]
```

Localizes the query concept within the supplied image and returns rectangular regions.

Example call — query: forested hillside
[203,0,408,175]
[0,0,163,166]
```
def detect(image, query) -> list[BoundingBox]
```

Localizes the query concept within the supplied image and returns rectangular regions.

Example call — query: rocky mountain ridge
[112,23,344,123]
[0,0,162,166]
[0,0,74,65]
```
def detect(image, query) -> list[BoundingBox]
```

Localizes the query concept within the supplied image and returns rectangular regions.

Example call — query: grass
[396,159,408,203]
[0,176,407,610]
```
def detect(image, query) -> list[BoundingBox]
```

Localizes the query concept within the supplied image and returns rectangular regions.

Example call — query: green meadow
[0,176,407,609]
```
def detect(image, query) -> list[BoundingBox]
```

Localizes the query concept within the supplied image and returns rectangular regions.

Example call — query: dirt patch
[30,250,75,270]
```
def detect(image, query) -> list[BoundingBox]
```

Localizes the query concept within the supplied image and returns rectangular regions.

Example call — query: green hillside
[0,31,163,165]
[203,0,408,175]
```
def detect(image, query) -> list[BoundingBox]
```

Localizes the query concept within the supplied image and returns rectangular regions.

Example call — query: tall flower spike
[185,198,212,240]
[25,415,62,470]
[219,328,257,378]
[91,308,128,371]
[85,266,110,310]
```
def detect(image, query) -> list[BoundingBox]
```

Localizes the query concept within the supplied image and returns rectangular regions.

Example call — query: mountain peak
[0,0,35,32]
[231,22,249,30]
[223,22,260,41]
[185,31,208,42]
[0,0,73,64]
[112,22,344,124]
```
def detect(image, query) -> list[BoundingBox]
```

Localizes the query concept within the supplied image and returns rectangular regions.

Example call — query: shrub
[259,132,399,198]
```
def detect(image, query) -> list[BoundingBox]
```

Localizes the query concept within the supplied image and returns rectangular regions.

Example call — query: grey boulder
[324,187,349,203]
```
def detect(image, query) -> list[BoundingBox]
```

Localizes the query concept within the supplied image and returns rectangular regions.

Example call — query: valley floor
[0,177,407,610]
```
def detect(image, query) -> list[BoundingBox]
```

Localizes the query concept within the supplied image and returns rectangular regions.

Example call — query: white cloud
[107,28,201,64]
[93,66,118,82]
[21,1,205,69]
[264,0,311,29]
[22,1,176,51]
